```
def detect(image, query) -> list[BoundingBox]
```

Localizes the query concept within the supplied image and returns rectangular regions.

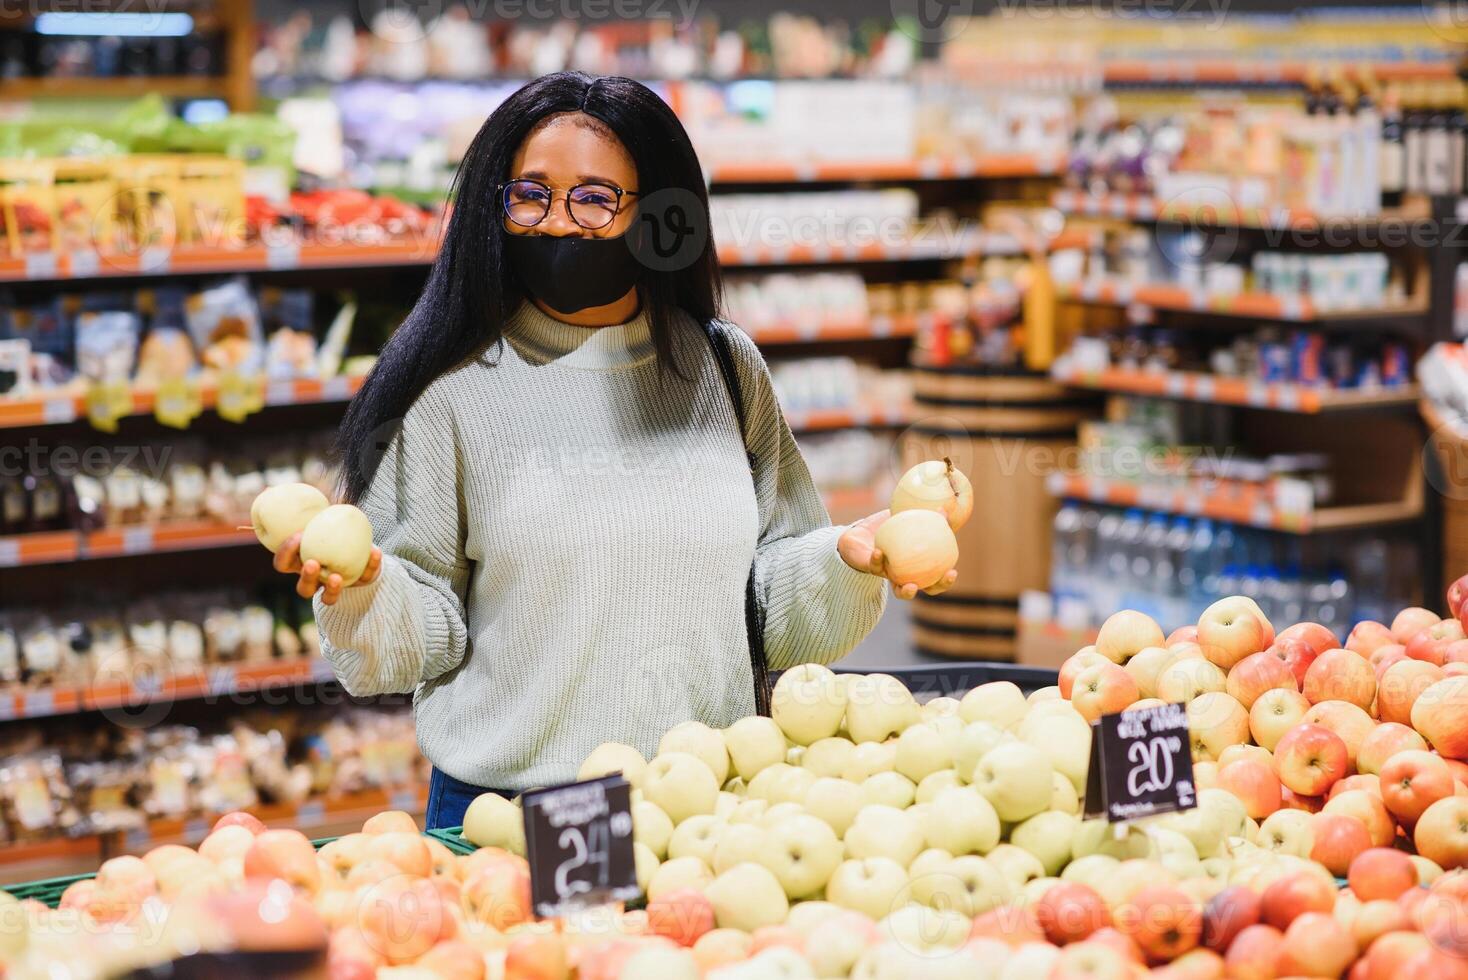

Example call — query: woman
[274,72,958,829]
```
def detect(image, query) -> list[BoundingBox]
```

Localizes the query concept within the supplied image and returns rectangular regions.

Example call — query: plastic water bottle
[1165,517,1194,630]
[1186,519,1216,623]
[1140,513,1172,625]
[1116,509,1148,612]
[1352,538,1390,626]
[1050,504,1081,601]
[1094,509,1123,620]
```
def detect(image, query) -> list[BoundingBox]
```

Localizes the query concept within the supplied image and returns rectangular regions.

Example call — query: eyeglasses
[499,178,639,231]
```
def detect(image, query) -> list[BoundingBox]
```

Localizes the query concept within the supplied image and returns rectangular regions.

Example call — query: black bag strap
[698,317,772,717]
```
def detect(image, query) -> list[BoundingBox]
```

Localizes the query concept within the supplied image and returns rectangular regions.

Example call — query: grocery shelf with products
[6,2,1468,969]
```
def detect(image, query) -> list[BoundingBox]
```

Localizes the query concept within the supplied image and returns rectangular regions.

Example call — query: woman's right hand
[274,533,383,606]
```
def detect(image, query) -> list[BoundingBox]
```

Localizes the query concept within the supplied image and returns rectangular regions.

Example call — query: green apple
[643,752,720,824]
[908,847,953,882]
[1050,772,1080,815]
[757,802,805,828]
[745,763,815,805]
[841,741,897,782]
[985,844,1046,888]
[844,673,920,744]
[1021,876,1062,906]
[971,741,1053,823]
[667,813,724,867]
[854,942,982,980]
[894,722,953,783]
[1010,810,1077,876]
[1060,853,1119,889]
[959,681,1028,730]
[298,504,373,585]
[249,482,328,553]
[924,787,999,856]
[633,841,659,893]
[805,777,863,837]
[921,696,962,722]
[713,791,740,820]
[761,814,842,900]
[845,804,924,867]
[1017,705,1091,791]
[725,798,769,824]
[577,741,647,789]
[711,821,767,875]
[1071,818,1153,861]
[951,721,1008,782]
[659,721,730,785]
[771,663,847,745]
[722,716,786,782]
[705,862,788,932]
[647,855,712,900]
[784,900,843,939]
[632,799,674,859]
[878,905,970,953]
[805,910,879,977]
[827,857,909,921]
[915,769,961,804]
[1257,808,1314,858]
[998,943,1061,980]
[861,772,916,809]
[800,736,856,778]
[461,792,525,855]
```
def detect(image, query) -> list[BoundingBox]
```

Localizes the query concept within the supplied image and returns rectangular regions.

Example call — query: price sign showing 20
[1127,736,1181,796]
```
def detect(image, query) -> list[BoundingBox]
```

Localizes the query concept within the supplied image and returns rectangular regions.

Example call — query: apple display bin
[900,366,1097,662]
[1423,399,1468,598]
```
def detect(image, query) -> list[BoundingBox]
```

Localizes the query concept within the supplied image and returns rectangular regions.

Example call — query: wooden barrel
[901,366,1096,662]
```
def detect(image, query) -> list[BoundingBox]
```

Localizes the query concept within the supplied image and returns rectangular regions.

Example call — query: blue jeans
[425,767,513,829]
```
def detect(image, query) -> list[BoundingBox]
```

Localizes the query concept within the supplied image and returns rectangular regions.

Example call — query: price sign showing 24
[1127,736,1180,796]
[554,823,612,898]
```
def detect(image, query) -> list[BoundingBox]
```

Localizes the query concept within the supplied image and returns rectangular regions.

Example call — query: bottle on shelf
[1379,86,1406,209]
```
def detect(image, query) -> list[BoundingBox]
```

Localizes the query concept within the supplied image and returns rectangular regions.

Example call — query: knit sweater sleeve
[723,325,888,669]
[313,384,471,696]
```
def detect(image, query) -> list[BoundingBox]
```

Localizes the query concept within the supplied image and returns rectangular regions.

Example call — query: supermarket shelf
[715,231,1023,266]
[744,311,927,344]
[122,786,428,853]
[1046,472,1423,533]
[824,487,884,525]
[0,374,365,430]
[1051,366,1419,413]
[2,76,230,101]
[1100,60,1459,86]
[0,519,258,568]
[1055,278,1430,323]
[705,153,1062,183]
[0,239,438,285]
[1050,190,1432,230]
[0,658,336,723]
[786,403,912,432]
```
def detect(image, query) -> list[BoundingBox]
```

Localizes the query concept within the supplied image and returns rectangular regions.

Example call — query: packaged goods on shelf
[0,586,318,691]
[0,706,419,844]
[1049,502,1418,636]
[709,190,919,251]
[1418,341,1468,421]
[1056,328,1413,392]
[799,430,895,497]
[769,358,910,420]
[723,272,870,332]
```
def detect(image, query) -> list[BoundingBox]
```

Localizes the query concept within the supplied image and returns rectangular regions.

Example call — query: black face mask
[504,233,643,315]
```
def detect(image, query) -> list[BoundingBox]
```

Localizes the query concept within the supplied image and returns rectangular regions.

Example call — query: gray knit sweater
[315,301,887,791]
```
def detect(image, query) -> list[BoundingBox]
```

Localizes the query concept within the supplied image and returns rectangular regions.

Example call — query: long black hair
[336,71,722,502]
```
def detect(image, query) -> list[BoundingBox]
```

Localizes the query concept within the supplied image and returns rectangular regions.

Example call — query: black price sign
[522,774,639,918]
[1083,701,1197,823]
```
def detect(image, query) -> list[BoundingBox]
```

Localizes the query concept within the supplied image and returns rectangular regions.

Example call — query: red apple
[357,876,454,965]
[1409,620,1468,666]
[1249,688,1310,751]
[1216,760,1282,819]
[1348,848,1419,901]
[1201,885,1260,951]
[1277,911,1358,978]
[1035,881,1111,945]
[503,933,569,980]
[1267,637,1320,688]
[1095,610,1166,664]
[1303,699,1375,768]
[1378,659,1445,726]
[366,831,433,879]
[970,904,1046,948]
[1363,930,1431,980]
[1403,947,1468,980]
[1447,662,1468,678]
[1084,926,1144,964]
[1225,651,1297,710]
[1278,622,1340,656]
[1351,900,1410,950]
[1370,644,1409,678]
[1260,870,1337,929]
[1198,597,1274,670]
[749,925,803,955]
[199,824,257,864]
[328,926,386,980]
[243,828,321,894]
[1448,573,1468,616]
[647,888,715,947]
[1281,787,1326,813]
[1416,796,1468,870]
[213,811,267,835]
[1167,625,1200,646]
[1445,640,1468,665]
[1394,607,1443,644]
[1071,661,1141,722]
[1059,650,1110,699]
[1348,620,1398,659]
[1358,723,1429,776]
[1414,891,1468,959]
[1303,649,1376,709]
[1330,774,1384,801]
[1222,924,1284,980]
[1274,723,1349,796]
[1413,677,1468,760]
[1325,789,1398,848]
[362,810,419,835]
[417,939,486,980]
[461,858,532,930]
[1115,884,1201,963]
[1310,813,1374,876]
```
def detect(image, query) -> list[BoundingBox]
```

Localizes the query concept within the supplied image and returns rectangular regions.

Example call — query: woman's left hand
[838,509,959,601]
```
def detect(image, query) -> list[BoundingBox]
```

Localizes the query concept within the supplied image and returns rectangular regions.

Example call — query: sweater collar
[504,300,656,370]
